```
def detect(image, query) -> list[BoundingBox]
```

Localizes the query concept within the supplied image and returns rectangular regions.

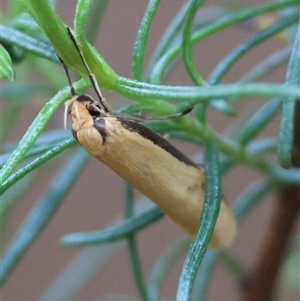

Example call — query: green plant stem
[234,98,281,145]
[0,43,15,80]
[1,132,70,167]
[74,0,94,41]
[278,23,300,168]
[151,0,299,82]
[192,251,217,301]
[208,14,298,84]
[124,184,150,301]
[192,179,275,301]
[158,117,297,184]
[60,206,163,246]
[132,0,161,81]
[146,2,190,80]
[232,180,274,221]
[21,0,117,89]
[240,47,291,83]
[148,238,191,301]
[115,78,300,103]
[181,0,206,85]
[246,138,277,156]
[147,3,234,115]
[84,0,108,43]
[176,142,221,301]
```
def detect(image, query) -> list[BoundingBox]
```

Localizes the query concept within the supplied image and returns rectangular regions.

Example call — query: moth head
[64,94,105,129]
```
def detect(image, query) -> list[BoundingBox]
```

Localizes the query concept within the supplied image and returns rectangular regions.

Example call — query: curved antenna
[58,54,77,129]
[66,27,112,113]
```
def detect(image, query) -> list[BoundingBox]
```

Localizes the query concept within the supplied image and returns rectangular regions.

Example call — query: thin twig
[241,101,300,301]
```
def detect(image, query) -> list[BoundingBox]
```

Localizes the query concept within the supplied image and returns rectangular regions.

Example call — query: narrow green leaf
[82,0,109,43]
[116,78,300,103]
[278,23,300,167]
[146,6,229,83]
[124,183,150,301]
[24,0,117,89]
[208,14,298,85]
[0,44,15,80]
[148,238,190,301]
[1,138,65,168]
[0,149,89,286]
[146,2,189,80]
[39,244,125,301]
[132,0,161,81]
[1,130,70,167]
[192,179,275,301]
[235,98,281,145]
[278,100,297,168]
[150,0,299,86]
[74,0,94,40]
[9,12,41,33]
[60,206,163,246]
[192,251,217,301]
[0,25,57,61]
[181,0,206,86]
[1,82,53,98]
[1,138,76,195]
[0,78,89,185]
[240,47,291,83]
[176,142,221,301]
[247,138,277,155]
[232,180,274,221]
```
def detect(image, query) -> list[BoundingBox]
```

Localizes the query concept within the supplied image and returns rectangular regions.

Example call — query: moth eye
[87,103,102,117]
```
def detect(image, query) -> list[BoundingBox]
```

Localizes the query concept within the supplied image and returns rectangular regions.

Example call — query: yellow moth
[63,28,236,248]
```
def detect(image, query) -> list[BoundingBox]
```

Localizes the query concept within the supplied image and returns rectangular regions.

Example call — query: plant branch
[241,101,300,301]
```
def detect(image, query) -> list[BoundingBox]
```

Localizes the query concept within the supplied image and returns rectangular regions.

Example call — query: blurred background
[1,0,299,300]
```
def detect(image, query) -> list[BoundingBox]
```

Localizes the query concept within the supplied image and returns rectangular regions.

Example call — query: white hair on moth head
[64,102,69,129]
[74,102,80,121]
[64,97,80,129]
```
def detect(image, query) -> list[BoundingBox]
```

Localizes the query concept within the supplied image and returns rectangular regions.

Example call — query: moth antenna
[66,27,113,113]
[58,55,76,97]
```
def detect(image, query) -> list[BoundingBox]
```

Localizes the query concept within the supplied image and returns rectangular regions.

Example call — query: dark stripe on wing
[117,117,198,168]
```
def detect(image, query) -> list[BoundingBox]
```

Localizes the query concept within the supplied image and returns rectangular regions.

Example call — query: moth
[63,28,236,248]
